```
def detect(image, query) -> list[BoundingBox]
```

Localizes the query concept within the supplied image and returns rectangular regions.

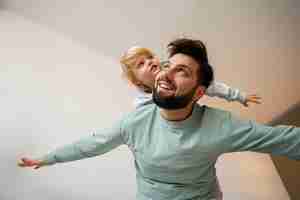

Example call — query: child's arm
[205,81,262,107]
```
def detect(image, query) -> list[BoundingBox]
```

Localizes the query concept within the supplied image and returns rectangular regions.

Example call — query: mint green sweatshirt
[41,104,300,200]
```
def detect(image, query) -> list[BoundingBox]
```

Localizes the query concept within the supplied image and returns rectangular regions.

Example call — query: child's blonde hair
[120,46,154,93]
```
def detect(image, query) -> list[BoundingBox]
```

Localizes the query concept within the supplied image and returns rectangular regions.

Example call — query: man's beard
[153,85,197,110]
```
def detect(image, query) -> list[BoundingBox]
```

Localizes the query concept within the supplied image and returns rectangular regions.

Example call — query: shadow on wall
[269,101,300,200]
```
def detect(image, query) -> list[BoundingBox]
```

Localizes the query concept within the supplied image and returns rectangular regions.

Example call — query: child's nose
[152,58,160,65]
[153,58,162,68]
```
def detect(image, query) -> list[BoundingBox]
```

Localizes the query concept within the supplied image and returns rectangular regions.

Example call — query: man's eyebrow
[160,60,169,66]
[176,64,192,72]
[176,64,189,68]
[160,61,192,72]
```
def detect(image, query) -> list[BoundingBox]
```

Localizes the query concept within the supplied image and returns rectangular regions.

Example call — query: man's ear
[193,85,206,102]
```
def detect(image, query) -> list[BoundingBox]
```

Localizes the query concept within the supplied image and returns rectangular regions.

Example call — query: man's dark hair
[167,38,214,88]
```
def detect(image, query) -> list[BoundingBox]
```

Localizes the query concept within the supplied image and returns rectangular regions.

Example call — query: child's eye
[177,68,184,72]
[137,61,145,68]
[147,55,154,59]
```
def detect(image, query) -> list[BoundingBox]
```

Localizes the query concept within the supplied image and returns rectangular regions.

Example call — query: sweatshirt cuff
[38,153,57,166]
[238,92,247,105]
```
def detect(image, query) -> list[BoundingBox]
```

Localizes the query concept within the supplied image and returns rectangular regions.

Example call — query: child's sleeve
[205,81,246,105]
[134,93,153,108]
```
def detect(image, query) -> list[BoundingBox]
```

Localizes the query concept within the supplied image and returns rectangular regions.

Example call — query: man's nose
[159,66,174,80]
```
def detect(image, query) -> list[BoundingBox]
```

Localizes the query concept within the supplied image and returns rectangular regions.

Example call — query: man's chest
[129,123,222,168]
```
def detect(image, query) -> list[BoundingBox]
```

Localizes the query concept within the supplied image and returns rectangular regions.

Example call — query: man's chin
[153,85,197,110]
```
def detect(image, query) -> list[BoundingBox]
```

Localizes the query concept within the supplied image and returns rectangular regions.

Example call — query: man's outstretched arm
[18,119,126,169]
[223,112,300,160]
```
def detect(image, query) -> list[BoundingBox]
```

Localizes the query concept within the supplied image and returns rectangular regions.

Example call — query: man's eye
[162,65,170,70]
[177,68,189,75]
[178,68,185,73]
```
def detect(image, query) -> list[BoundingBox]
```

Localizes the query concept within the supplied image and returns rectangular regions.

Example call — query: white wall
[0,12,136,200]
[1,0,300,122]
[1,0,300,199]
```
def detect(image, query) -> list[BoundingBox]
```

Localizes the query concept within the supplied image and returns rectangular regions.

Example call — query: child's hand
[17,157,45,169]
[244,94,262,107]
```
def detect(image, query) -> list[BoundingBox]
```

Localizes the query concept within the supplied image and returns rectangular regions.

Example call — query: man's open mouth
[158,81,175,92]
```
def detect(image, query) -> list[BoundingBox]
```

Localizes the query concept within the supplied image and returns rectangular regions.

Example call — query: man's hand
[244,94,262,107]
[17,157,45,169]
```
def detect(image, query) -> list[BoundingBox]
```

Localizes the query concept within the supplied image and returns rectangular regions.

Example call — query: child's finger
[250,95,262,100]
[252,97,262,100]
[247,95,259,99]
[249,98,261,104]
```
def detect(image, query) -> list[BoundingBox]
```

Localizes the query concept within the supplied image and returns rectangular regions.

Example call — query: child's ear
[136,82,152,93]
[136,82,145,89]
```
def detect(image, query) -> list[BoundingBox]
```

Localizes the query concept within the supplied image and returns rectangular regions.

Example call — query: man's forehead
[168,54,199,69]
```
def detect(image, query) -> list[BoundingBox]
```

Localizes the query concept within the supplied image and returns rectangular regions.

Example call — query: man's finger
[34,165,40,169]
[17,161,25,167]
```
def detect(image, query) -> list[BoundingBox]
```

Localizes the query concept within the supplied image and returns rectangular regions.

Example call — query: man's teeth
[159,83,172,90]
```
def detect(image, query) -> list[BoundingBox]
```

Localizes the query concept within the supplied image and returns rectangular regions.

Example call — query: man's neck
[159,103,194,121]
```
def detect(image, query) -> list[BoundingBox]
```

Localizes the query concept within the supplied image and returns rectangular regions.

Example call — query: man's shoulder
[191,105,233,131]
[203,105,230,114]
[198,104,231,120]
[132,103,156,115]
[122,103,157,125]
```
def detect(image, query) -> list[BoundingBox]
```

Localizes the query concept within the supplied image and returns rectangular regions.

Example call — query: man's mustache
[156,80,176,91]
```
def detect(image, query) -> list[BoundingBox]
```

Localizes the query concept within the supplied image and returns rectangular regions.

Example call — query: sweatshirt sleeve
[223,112,300,160]
[39,119,126,165]
[205,81,246,105]
[133,92,153,108]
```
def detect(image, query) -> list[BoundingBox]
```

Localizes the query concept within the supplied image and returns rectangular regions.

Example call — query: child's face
[131,54,161,89]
